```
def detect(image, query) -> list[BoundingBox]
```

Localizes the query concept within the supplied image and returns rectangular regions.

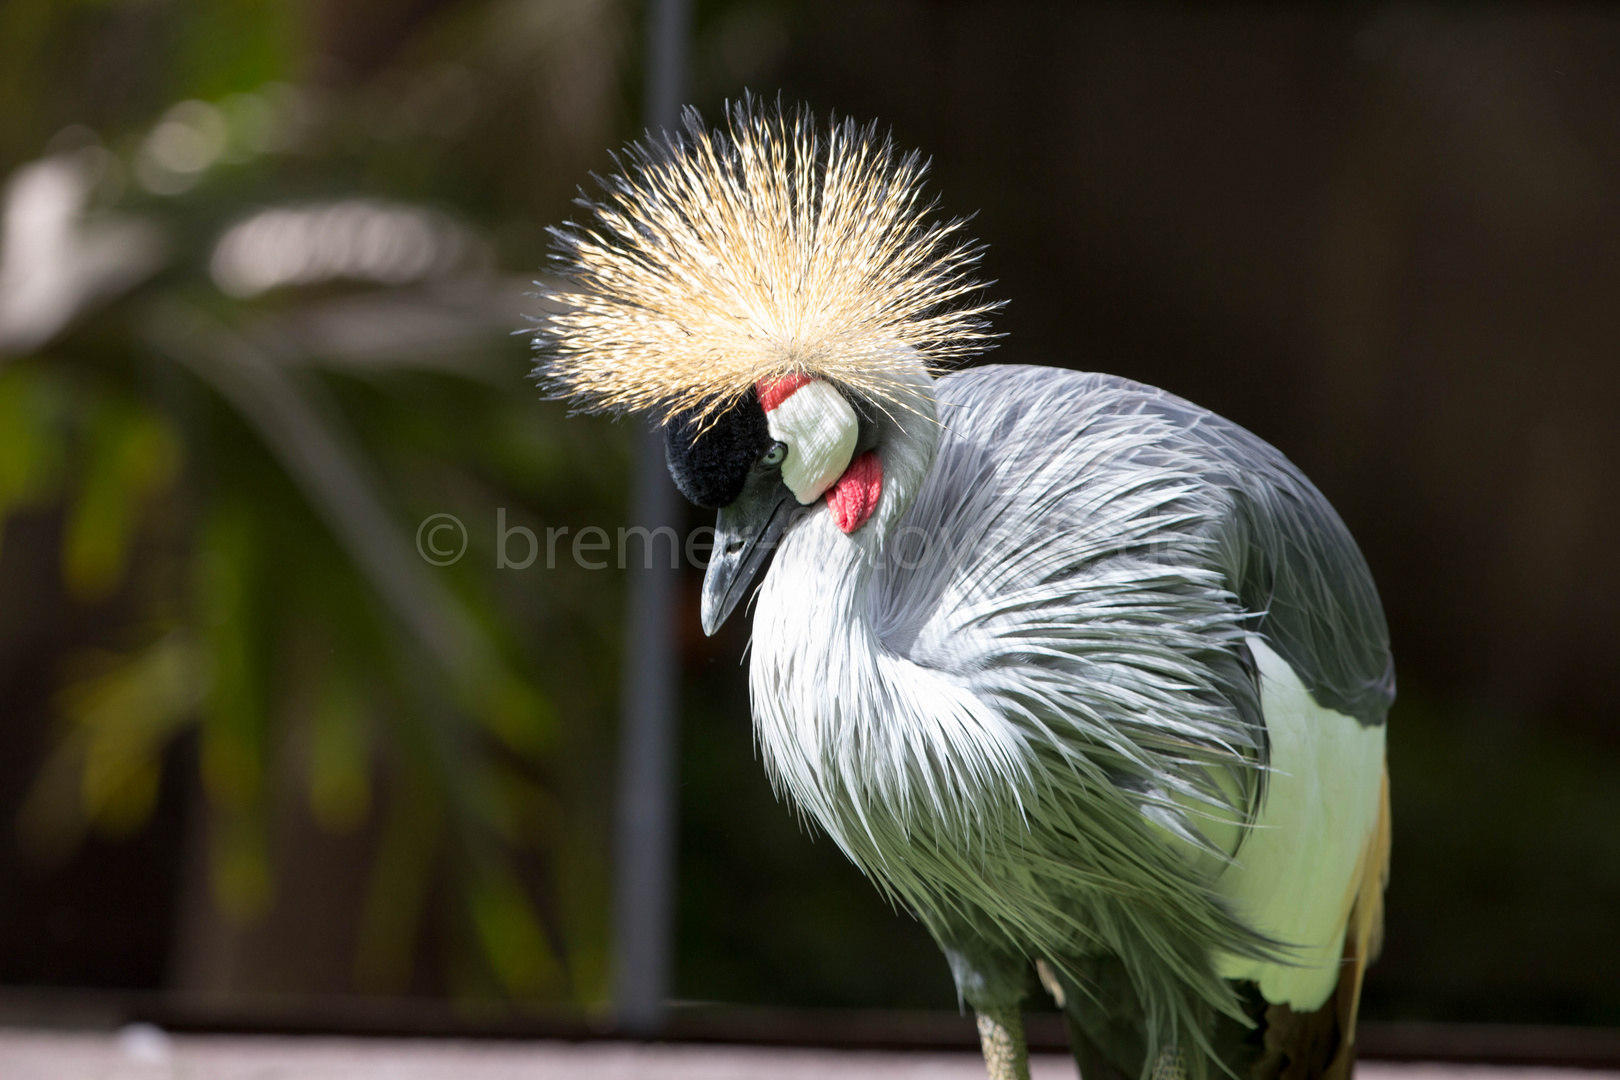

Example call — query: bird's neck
[864,378,941,546]
[746,368,946,819]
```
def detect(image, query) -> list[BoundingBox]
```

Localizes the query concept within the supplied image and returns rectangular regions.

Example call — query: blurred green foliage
[0,0,640,1007]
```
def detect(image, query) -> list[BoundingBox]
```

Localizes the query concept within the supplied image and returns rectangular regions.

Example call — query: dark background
[1,0,1617,1029]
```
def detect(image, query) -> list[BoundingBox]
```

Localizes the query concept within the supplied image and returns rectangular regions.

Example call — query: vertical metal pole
[612,0,689,1036]
[644,0,690,138]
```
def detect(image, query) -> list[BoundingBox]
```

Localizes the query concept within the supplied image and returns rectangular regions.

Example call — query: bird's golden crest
[533,100,1000,426]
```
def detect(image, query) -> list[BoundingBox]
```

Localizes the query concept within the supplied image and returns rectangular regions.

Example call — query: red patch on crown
[826,451,883,534]
[756,373,813,412]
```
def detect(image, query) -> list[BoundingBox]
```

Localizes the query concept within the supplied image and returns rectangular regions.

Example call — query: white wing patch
[1212,635,1387,1010]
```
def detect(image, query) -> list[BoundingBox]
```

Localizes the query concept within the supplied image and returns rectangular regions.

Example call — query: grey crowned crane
[535,103,1393,1080]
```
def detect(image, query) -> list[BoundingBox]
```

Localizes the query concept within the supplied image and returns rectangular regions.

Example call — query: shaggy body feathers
[750,365,1392,1079]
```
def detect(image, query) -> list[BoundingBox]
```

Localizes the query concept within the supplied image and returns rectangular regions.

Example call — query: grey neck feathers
[748,367,1039,856]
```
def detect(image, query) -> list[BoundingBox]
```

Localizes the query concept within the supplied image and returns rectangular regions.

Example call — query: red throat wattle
[827,451,883,534]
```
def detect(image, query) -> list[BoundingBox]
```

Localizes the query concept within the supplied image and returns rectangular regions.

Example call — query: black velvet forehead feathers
[663,389,771,509]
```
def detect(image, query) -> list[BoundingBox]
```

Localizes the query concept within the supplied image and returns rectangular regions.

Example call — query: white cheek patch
[763,379,858,504]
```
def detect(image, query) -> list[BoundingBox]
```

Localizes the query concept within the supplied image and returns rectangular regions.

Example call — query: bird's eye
[761,443,787,467]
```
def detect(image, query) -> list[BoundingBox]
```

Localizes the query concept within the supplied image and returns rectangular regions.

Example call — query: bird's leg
[975,1006,1030,1080]
[939,938,1030,1080]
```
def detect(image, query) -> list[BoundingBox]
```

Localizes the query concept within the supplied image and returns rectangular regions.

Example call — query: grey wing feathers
[1117,381,1394,727]
[931,364,1395,729]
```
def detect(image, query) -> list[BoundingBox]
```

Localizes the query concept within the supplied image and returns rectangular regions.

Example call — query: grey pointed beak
[701,493,796,636]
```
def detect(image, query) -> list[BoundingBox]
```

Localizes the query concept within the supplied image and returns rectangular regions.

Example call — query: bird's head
[533,98,998,634]
[665,372,898,633]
